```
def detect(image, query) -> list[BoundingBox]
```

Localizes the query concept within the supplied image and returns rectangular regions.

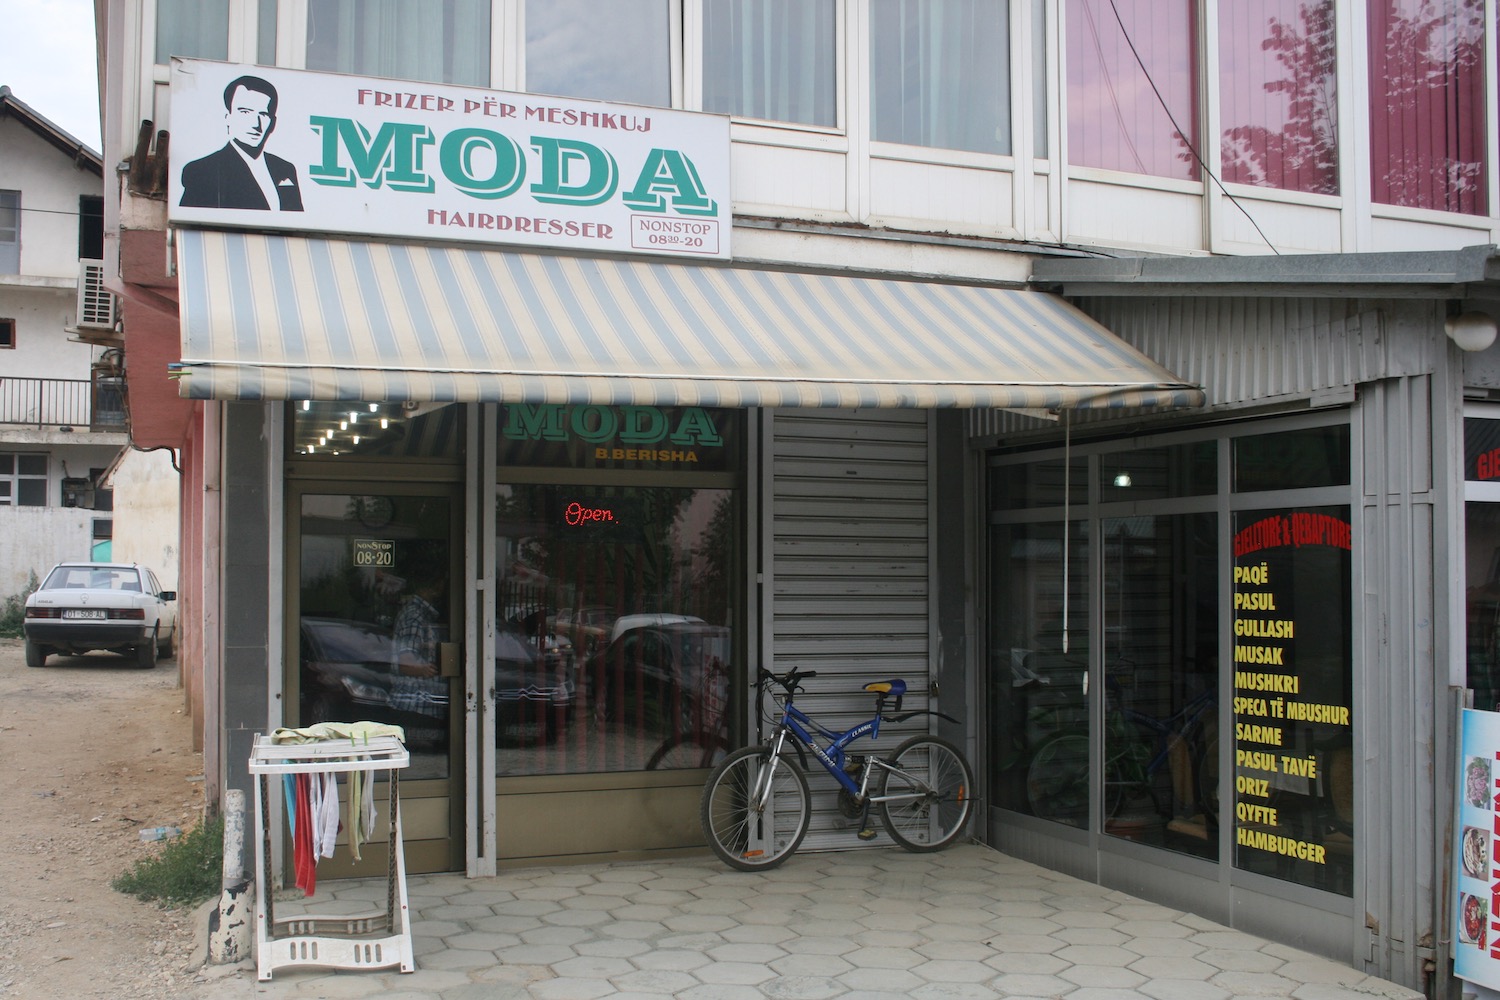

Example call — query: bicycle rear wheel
[701,745,811,871]
[1026,733,1089,826]
[877,736,974,852]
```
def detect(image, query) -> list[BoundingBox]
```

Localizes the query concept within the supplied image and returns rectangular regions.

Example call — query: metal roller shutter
[767,408,933,851]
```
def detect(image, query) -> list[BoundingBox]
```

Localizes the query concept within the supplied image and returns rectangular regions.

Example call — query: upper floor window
[702,0,836,126]
[156,0,230,62]
[306,0,491,88]
[1219,0,1338,195]
[79,196,104,261]
[0,191,17,275]
[0,454,48,507]
[525,0,671,106]
[1065,0,1199,180]
[1368,0,1486,215]
[871,0,1011,155]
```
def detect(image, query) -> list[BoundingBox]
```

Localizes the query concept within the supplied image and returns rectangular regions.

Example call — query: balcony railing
[0,376,126,430]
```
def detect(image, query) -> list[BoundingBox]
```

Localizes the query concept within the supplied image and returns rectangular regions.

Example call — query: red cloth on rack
[292,774,317,896]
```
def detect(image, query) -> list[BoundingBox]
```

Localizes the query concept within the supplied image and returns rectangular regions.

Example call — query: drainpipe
[206,788,251,964]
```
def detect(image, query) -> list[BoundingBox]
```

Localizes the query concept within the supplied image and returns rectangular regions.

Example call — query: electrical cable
[1099,0,1282,255]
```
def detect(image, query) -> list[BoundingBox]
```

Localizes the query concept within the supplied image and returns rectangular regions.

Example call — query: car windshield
[43,565,143,592]
[303,619,395,662]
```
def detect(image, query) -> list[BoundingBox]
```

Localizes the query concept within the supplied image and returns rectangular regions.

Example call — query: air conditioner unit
[77,259,118,329]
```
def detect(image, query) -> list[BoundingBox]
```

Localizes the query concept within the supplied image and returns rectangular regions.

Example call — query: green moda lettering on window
[308,117,716,217]
[309,118,435,192]
[502,404,723,448]
[440,130,525,200]
[529,137,619,207]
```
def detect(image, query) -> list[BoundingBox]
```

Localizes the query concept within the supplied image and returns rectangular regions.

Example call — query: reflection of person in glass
[179,75,304,211]
[390,578,444,719]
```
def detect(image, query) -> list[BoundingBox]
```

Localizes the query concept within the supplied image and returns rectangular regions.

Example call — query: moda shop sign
[167,59,731,259]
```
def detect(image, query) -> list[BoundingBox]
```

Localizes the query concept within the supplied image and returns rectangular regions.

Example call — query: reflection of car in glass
[23,562,178,669]
[608,612,705,642]
[299,617,449,739]
[549,606,613,658]
[587,622,730,732]
[494,626,575,746]
[505,608,576,674]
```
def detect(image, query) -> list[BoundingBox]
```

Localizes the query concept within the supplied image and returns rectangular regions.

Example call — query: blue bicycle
[700,666,975,871]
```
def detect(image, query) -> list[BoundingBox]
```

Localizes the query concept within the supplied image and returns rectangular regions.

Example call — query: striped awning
[171,229,1204,410]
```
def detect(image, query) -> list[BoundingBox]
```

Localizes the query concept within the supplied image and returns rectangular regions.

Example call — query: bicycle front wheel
[878,736,974,852]
[700,745,811,871]
[647,731,731,770]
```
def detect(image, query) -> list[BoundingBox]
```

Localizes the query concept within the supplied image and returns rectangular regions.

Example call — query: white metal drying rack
[248,733,413,981]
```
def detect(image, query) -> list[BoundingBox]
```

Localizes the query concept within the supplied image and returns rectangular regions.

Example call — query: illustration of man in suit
[179,75,303,211]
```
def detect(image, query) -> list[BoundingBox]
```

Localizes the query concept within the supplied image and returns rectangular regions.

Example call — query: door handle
[439,641,460,678]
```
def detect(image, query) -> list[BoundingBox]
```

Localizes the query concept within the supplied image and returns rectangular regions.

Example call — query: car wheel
[24,639,48,669]
[135,634,156,669]
[157,628,175,660]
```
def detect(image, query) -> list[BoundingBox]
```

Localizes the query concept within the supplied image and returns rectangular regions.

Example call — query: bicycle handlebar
[759,666,817,696]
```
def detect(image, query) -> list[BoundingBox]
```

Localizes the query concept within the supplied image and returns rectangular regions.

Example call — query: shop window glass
[1368,0,1486,215]
[989,455,1088,509]
[1464,418,1500,483]
[1465,502,1500,711]
[298,494,455,779]
[290,401,462,460]
[989,518,1091,824]
[1065,0,1198,179]
[1219,0,1338,195]
[871,0,1010,155]
[1100,441,1216,502]
[702,0,836,127]
[1231,505,1353,894]
[1233,424,1349,492]
[1101,512,1218,860]
[307,0,490,88]
[526,0,670,107]
[495,484,738,776]
[156,0,229,62]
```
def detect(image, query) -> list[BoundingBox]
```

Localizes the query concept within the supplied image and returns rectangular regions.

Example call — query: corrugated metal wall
[968,296,1444,439]
[767,408,934,851]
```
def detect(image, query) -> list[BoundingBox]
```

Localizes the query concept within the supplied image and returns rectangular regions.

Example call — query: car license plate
[62,609,106,619]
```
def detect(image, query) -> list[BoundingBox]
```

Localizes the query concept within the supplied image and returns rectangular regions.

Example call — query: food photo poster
[1457,708,1500,990]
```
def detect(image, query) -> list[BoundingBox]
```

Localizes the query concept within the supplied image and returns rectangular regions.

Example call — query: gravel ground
[0,636,213,999]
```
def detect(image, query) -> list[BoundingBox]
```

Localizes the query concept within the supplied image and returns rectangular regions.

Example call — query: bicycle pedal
[856,827,878,841]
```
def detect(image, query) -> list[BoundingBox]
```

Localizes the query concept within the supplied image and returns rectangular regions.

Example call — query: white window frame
[0,453,49,508]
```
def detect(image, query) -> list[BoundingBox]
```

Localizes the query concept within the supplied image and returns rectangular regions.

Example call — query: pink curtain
[1368,0,1486,214]
[1066,0,1198,179]
[1219,0,1338,194]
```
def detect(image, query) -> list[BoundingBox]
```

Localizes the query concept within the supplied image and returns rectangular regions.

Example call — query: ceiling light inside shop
[1113,472,1132,487]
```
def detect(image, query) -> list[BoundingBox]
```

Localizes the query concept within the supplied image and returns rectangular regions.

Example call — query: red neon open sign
[564,501,616,526]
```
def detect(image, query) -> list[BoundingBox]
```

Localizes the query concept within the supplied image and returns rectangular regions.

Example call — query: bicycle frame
[1117,687,1215,778]
[769,701,878,796]
[748,673,952,813]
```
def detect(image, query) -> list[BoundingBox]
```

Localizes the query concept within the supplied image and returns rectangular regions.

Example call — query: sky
[0,0,102,151]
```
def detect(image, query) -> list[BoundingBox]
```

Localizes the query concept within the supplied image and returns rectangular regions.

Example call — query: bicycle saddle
[863,679,907,697]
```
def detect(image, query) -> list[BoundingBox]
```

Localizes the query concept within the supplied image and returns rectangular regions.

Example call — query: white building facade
[0,88,127,595]
[95,2,1500,994]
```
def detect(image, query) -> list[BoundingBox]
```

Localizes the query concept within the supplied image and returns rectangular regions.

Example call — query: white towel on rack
[309,772,340,859]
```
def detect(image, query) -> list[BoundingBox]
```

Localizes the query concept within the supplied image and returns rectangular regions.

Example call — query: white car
[23,562,178,669]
